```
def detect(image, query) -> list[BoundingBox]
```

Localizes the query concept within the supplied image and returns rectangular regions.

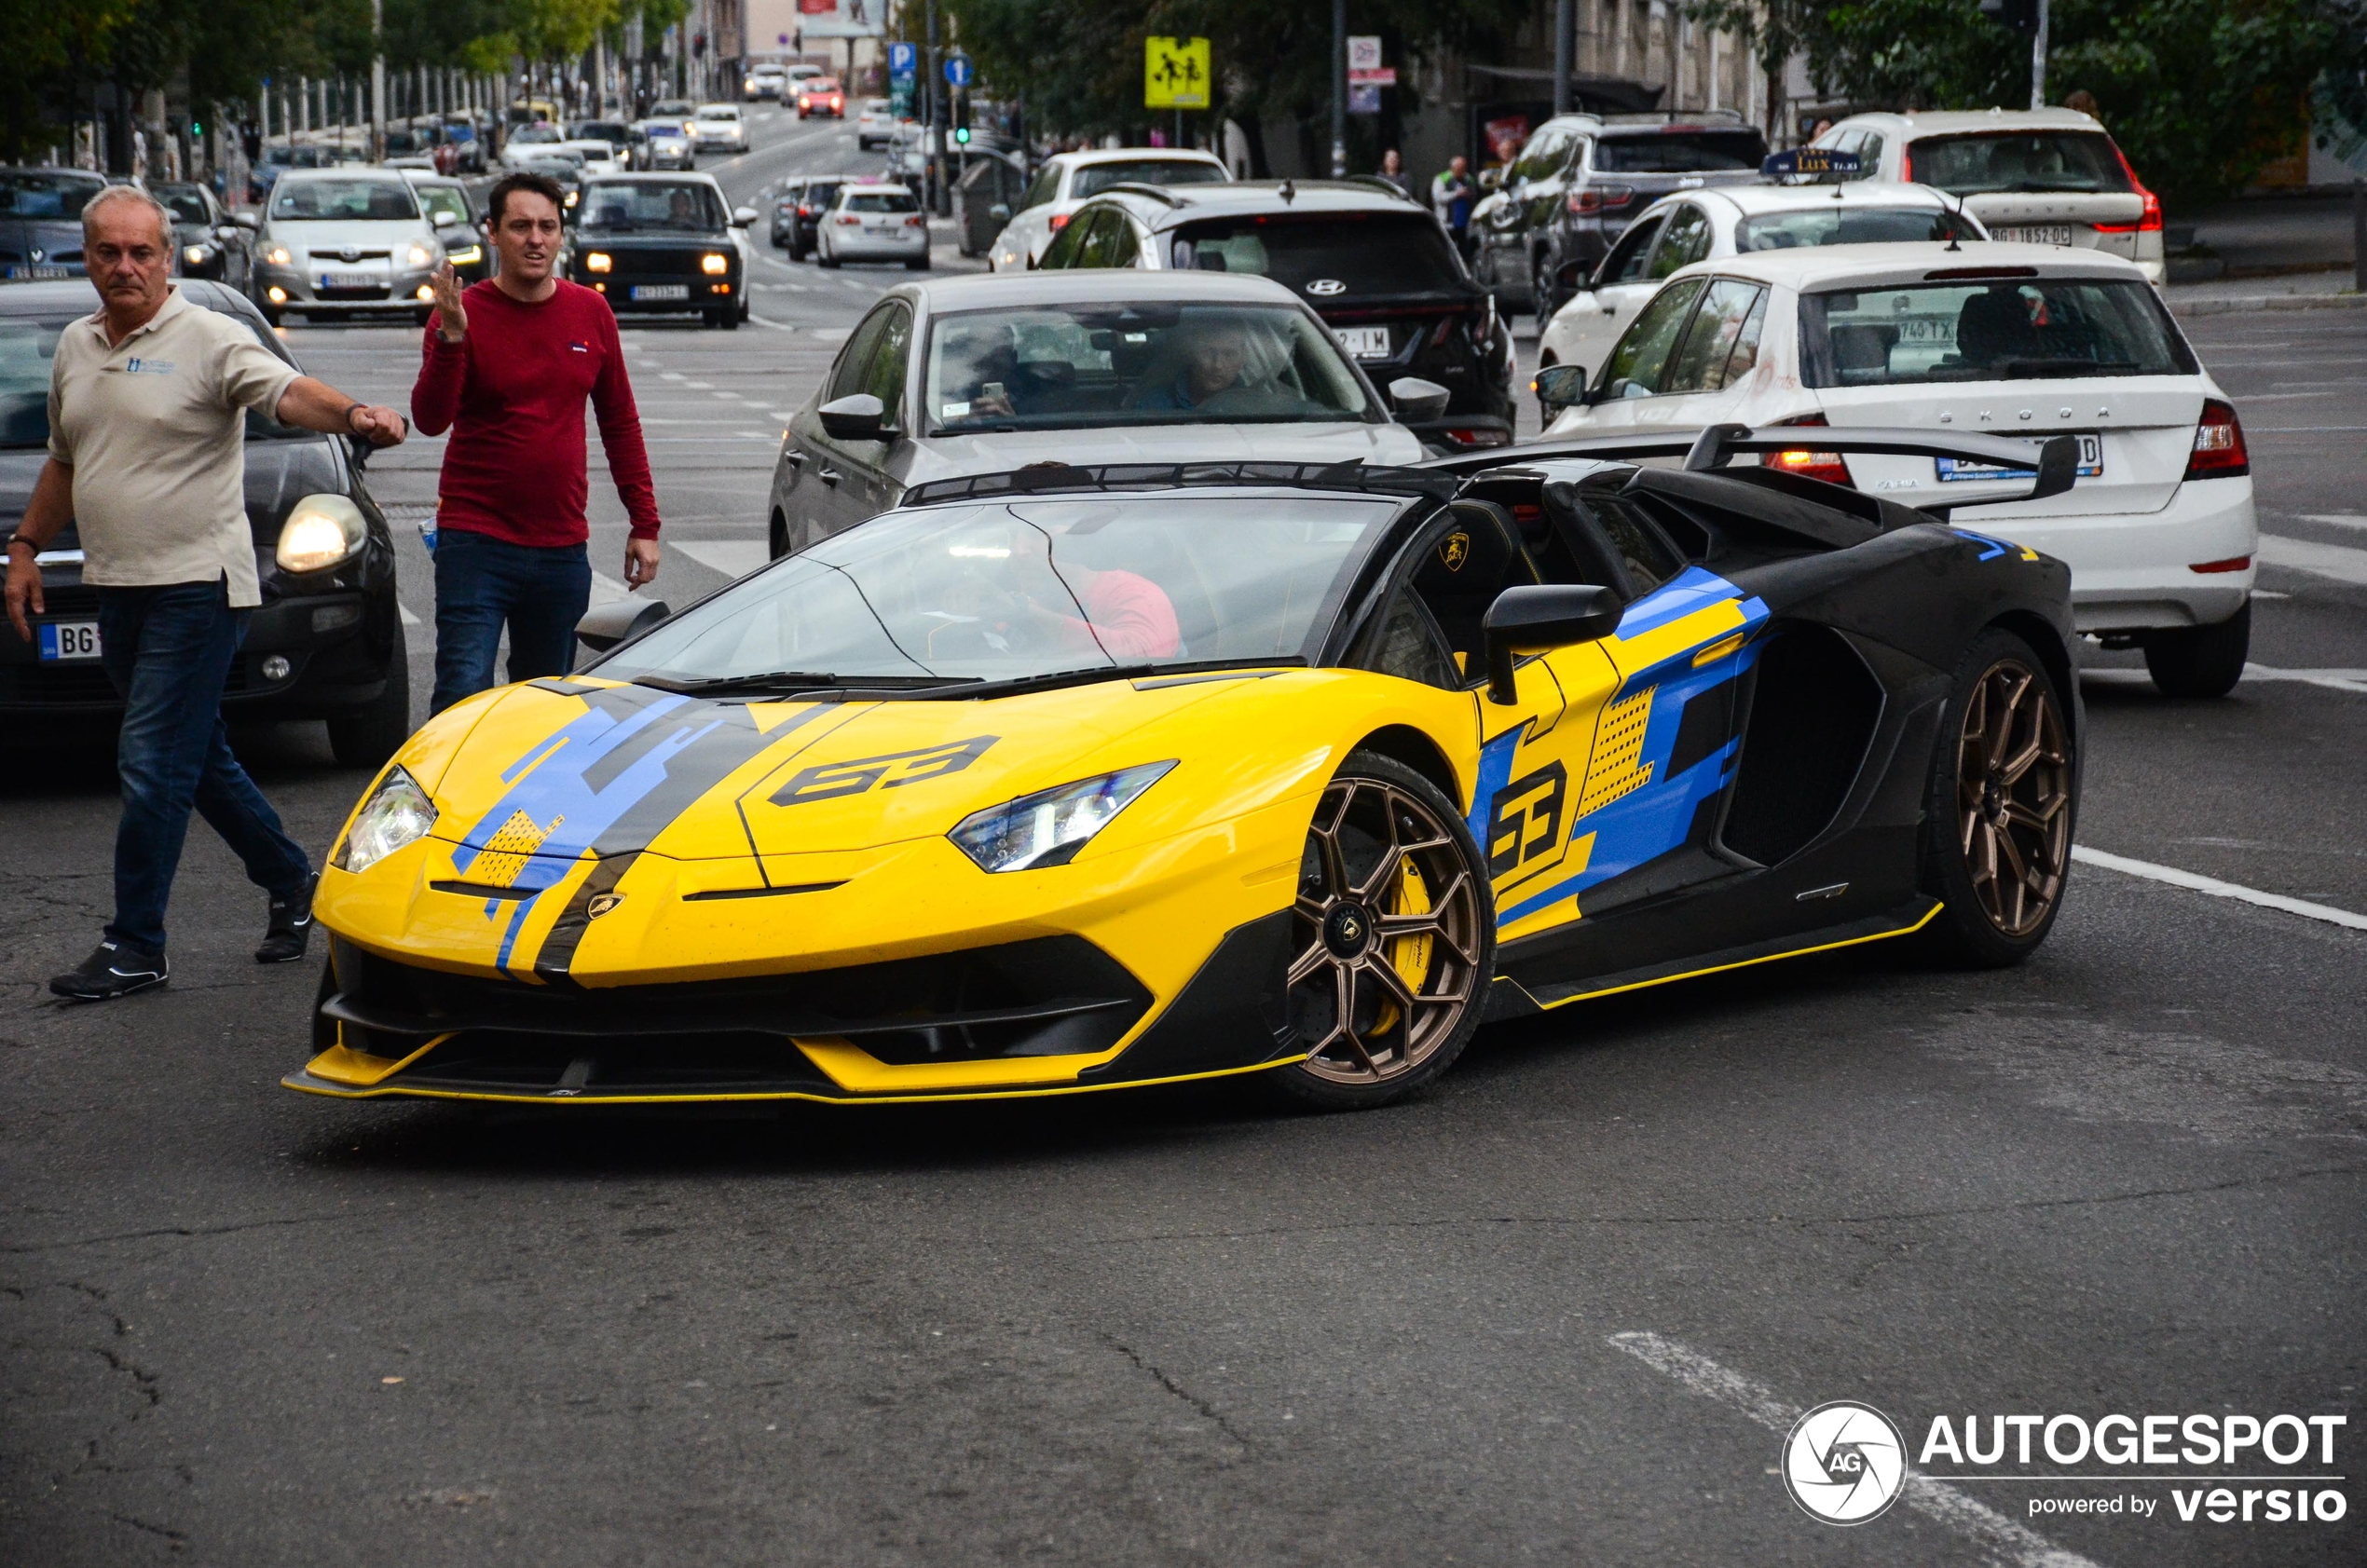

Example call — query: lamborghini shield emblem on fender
[1439,531,1471,572]
[586,893,625,919]
[771,735,999,806]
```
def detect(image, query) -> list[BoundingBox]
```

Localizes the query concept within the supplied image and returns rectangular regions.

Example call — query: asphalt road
[2,112,2360,1566]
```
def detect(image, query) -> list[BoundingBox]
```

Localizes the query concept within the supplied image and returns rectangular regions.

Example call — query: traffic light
[1978,0,2039,33]
[952,93,970,145]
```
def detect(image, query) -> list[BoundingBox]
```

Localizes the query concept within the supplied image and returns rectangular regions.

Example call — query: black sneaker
[50,941,170,1001]
[256,873,320,964]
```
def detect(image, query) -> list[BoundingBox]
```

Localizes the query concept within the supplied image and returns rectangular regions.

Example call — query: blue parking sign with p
[889,43,916,80]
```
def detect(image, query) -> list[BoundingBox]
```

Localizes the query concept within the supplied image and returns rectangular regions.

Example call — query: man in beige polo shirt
[4,185,408,1001]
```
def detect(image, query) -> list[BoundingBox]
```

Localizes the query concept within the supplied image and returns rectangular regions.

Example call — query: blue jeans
[96,579,313,955]
[430,528,593,715]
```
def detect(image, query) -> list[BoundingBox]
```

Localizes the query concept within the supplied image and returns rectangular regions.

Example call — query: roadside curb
[2169,293,2367,318]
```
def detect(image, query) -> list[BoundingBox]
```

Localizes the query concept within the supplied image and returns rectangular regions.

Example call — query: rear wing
[1420,423,2080,517]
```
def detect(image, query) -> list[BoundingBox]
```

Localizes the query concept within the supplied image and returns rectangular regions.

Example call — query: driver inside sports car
[936,519,1180,661]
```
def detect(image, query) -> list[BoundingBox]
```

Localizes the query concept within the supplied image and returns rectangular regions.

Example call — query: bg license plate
[631,283,690,301]
[1995,225,2078,247]
[318,270,376,289]
[1936,432,2104,483]
[38,620,102,661]
[1333,326,1391,360]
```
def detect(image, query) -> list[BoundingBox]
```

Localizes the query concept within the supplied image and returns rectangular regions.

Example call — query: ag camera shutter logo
[1783,1400,1908,1524]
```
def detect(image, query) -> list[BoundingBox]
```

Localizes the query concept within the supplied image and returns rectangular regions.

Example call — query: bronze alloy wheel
[1287,773,1485,1086]
[1955,657,2072,937]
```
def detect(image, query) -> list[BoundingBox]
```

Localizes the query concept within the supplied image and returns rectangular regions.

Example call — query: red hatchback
[797,78,845,119]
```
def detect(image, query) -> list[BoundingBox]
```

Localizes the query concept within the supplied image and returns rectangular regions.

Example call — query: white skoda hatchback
[1537,243,2255,695]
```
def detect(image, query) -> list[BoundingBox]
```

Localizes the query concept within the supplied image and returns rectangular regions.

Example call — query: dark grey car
[0,168,105,281]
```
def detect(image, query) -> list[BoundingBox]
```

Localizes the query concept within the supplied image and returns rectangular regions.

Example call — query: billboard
[744,0,883,48]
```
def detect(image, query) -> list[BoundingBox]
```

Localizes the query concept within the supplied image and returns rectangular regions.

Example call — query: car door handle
[817,466,841,487]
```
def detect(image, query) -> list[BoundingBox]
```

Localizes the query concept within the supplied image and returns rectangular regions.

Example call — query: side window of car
[1039,211,1090,268]
[1361,586,1464,690]
[1513,129,1567,184]
[1404,502,1541,677]
[1583,495,1688,594]
[1072,209,1118,266]
[1649,205,1712,279]
[1599,214,1666,286]
[1102,215,1142,268]
[1848,133,1883,182]
[1019,165,1060,211]
[857,305,914,428]
[828,306,896,402]
[1660,280,1769,395]
[1594,276,1708,399]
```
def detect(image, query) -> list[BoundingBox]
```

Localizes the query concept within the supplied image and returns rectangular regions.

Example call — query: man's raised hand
[431,262,468,342]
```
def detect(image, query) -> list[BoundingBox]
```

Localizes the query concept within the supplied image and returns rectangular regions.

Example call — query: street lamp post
[370,0,385,158]
[1553,0,1573,116]
[1330,0,1345,178]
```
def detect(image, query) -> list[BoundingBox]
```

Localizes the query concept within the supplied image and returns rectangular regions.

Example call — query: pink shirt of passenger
[1058,569,1181,659]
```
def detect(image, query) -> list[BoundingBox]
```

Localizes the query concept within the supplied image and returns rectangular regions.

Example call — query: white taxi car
[1538,180,1985,416]
[1811,108,2165,284]
[984,148,1231,272]
[1536,243,2255,695]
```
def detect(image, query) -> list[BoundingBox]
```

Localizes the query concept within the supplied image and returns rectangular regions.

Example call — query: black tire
[1531,255,1561,321]
[905,252,931,271]
[327,622,413,770]
[2142,601,2250,698]
[1263,749,1497,1111]
[717,304,741,330]
[258,303,281,328]
[769,511,790,560]
[1915,628,2076,968]
[818,248,841,269]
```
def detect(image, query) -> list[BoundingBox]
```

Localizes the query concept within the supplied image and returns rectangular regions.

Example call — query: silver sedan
[252,170,442,326]
[816,183,931,269]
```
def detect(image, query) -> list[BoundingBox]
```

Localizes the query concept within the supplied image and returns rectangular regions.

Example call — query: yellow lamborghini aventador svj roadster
[291,428,2086,1111]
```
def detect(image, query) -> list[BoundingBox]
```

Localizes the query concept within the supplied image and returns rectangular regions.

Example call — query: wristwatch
[6,535,38,557]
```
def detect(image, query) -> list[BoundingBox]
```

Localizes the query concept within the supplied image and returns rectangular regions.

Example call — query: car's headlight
[406,242,433,267]
[445,243,482,266]
[334,765,436,874]
[584,251,611,272]
[701,252,728,274]
[264,245,291,266]
[183,243,212,265]
[275,493,367,573]
[948,762,1176,872]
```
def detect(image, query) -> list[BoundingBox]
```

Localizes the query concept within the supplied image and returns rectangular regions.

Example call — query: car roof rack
[902,459,1458,508]
[1337,174,1419,202]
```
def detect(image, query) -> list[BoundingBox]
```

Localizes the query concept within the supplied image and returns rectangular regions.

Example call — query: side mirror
[232,211,259,231]
[1388,376,1451,421]
[1483,584,1624,703]
[817,392,888,442]
[732,205,758,226]
[1533,363,1591,414]
[575,597,672,653]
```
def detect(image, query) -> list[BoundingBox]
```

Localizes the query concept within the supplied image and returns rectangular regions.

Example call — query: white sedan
[1537,181,1985,414]
[1535,242,2257,696]
[691,103,749,156]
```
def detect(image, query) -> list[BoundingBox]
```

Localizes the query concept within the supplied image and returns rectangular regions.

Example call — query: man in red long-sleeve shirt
[411,171,664,714]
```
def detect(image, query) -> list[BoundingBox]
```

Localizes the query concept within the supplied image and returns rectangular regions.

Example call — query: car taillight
[1567,184,1635,216]
[797,205,812,216]
[2185,398,2249,479]
[1770,412,1854,487]
[838,215,860,225]
[2089,140,2163,235]
[905,214,926,228]
[1047,212,1070,231]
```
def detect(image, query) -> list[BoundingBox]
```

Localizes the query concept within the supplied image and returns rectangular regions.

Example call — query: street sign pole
[1330,0,1347,178]
[924,0,943,213]
[2031,0,2049,109]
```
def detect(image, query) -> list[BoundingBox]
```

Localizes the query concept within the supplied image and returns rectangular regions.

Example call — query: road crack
[1101,1333,1252,1454]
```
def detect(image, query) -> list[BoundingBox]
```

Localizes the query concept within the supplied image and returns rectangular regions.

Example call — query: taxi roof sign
[1145,36,1211,110]
[1762,146,1863,180]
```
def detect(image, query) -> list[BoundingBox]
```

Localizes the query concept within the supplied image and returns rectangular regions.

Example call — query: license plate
[1333,326,1391,360]
[3,265,75,280]
[319,270,376,289]
[1995,225,2078,247]
[38,620,102,661]
[631,284,690,301]
[1936,432,2104,483]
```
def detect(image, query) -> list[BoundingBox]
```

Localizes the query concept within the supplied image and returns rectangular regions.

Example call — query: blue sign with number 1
[944,53,972,88]
[889,42,916,80]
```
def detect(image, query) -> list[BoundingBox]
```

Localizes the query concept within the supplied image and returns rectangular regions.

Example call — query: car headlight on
[264,245,291,266]
[584,251,611,272]
[333,765,436,874]
[701,252,729,275]
[446,243,482,266]
[948,761,1177,872]
[274,493,367,573]
[183,243,212,265]
[406,242,433,267]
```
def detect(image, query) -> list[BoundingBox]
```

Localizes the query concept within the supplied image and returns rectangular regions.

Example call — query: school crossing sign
[1144,36,1211,110]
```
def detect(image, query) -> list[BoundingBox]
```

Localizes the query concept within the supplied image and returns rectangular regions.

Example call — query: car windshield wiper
[910,656,1309,702]
[631,670,966,699]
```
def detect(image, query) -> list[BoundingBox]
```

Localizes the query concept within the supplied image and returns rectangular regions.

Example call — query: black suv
[773,175,847,259]
[1038,180,1516,451]
[0,280,411,766]
[1471,112,1766,320]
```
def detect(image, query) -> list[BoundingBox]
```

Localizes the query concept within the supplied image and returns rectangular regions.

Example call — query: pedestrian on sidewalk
[411,170,663,716]
[1376,149,1414,198]
[1431,155,1475,258]
[6,185,408,1001]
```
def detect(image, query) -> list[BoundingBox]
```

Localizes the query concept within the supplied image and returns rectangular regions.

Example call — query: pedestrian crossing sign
[1144,36,1211,110]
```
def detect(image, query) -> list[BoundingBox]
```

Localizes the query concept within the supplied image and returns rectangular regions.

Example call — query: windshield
[697,107,738,121]
[0,171,103,218]
[571,122,631,143]
[844,190,918,213]
[1737,205,1983,251]
[1909,132,2133,196]
[1593,130,1766,172]
[652,102,695,116]
[592,495,1397,686]
[154,185,212,225]
[1070,160,1229,198]
[511,125,562,144]
[1800,278,2196,387]
[1174,213,1465,295]
[3,300,304,447]
[270,179,419,221]
[412,184,471,227]
[924,303,1373,435]
[579,182,724,230]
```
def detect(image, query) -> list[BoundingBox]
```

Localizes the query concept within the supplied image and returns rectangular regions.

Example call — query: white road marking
[1606,1332,2103,1568]
[2258,533,2367,586]
[747,315,796,332]
[672,539,771,579]
[2298,512,2367,531]
[681,380,714,389]
[2072,845,2367,931]
[714,391,742,401]
[2243,662,2367,693]
[589,571,630,606]
[660,372,685,381]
